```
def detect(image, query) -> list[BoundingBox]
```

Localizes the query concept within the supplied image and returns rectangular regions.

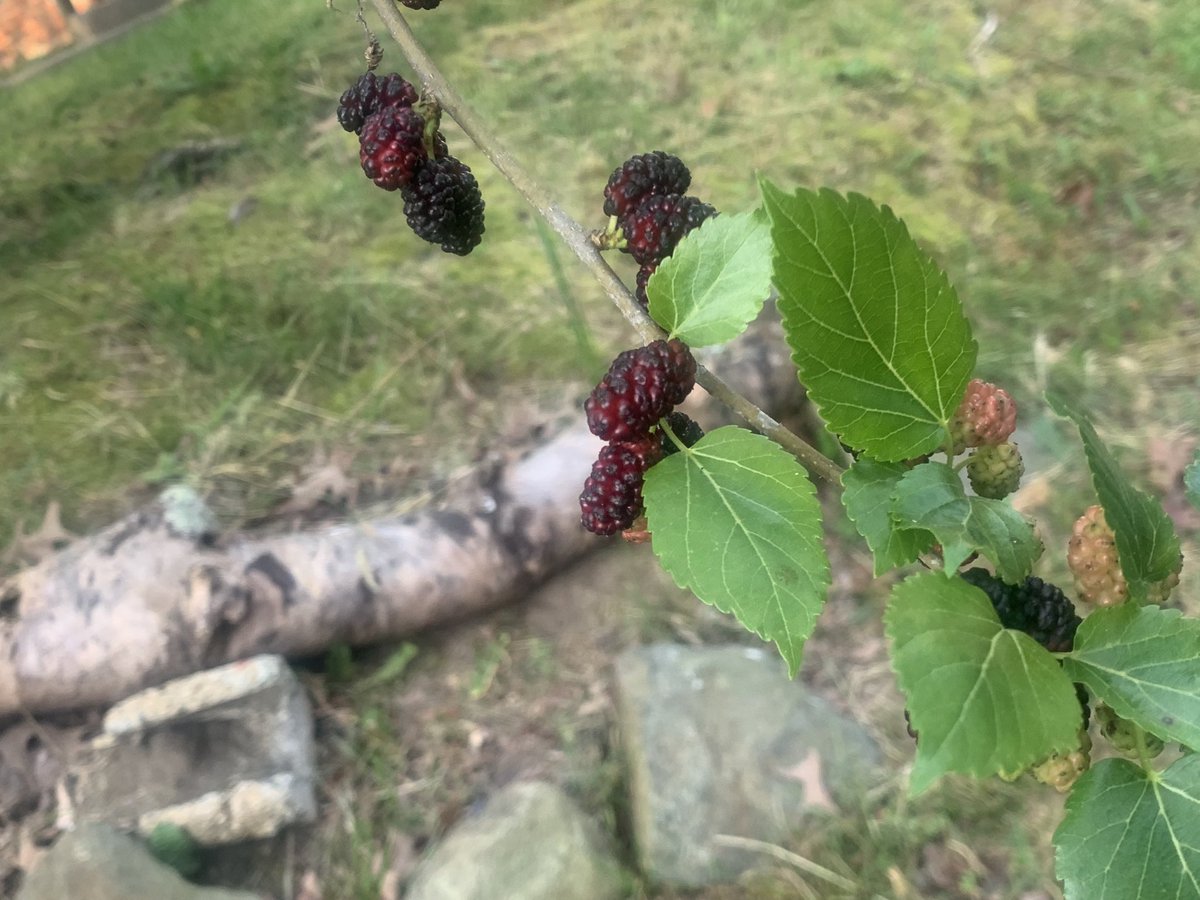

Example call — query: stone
[614,643,885,887]
[159,484,218,542]
[73,655,316,845]
[18,824,258,900]
[405,781,624,900]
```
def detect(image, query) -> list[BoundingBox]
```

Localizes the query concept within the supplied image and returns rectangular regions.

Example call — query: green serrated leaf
[1054,755,1200,900]
[890,462,1041,582]
[1063,604,1200,749]
[841,458,934,575]
[1048,394,1182,602]
[1186,449,1200,513]
[647,211,774,347]
[962,498,1044,585]
[760,181,976,461]
[643,426,830,676]
[887,573,1081,794]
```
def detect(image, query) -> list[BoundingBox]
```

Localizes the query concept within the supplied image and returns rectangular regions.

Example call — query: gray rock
[615,643,884,887]
[405,781,624,900]
[159,484,218,541]
[19,825,258,900]
[73,655,316,845]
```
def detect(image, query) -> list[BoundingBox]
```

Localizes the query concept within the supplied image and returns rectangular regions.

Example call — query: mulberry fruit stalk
[659,411,705,457]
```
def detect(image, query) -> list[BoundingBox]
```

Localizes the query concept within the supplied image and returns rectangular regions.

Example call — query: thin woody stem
[366,0,844,485]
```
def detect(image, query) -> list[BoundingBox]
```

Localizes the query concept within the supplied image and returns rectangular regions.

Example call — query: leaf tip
[906,760,938,797]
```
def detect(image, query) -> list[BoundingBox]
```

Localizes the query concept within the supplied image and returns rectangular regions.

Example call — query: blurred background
[1,0,1199,897]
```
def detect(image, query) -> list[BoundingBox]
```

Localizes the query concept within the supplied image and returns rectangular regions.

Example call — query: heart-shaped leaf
[1063,604,1200,749]
[647,211,774,347]
[761,182,976,461]
[887,572,1081,793]
[1055,755,1200,900]
[644,426,830,676]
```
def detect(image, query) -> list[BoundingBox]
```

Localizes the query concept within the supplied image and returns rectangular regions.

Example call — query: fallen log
[0,313,809,717]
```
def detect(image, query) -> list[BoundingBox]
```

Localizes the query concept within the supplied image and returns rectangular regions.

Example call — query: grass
[3,0,1200,896]
[2,0,1198,549]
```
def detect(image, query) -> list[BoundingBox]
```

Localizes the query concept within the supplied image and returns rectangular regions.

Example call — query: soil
[0,484,1067,900]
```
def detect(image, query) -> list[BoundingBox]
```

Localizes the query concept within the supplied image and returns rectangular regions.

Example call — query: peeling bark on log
[0,313,809,717]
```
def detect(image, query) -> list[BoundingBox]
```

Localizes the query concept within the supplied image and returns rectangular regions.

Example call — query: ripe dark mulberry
[659,411,704,457]
[585,340,697,443]
[579,438,660,536]
[960,568,1081,652]
[337,72,418,134]
[359,106,436,191]
[635,262,657,309]
[603,151,692,219]
[1076,683,1091,731]
[400,0,441,7]
[402,156,486,255]
[622,194,717,266]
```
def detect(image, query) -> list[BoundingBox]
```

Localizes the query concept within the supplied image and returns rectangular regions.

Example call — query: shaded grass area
[2,0,1198,547]
[0,0,609,544]
[3,0,1200,896]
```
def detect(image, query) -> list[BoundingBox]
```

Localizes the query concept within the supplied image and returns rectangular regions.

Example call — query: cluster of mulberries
[336,72,418,134]
[338,71,484,255]
[948,379,1023,500]
[400,0,441,8]
[601,152,718,307]
[579,341,701,535]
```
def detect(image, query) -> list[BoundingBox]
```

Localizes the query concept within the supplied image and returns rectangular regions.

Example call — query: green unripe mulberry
[1096,704,1165,758]
[967,442,1024,500]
